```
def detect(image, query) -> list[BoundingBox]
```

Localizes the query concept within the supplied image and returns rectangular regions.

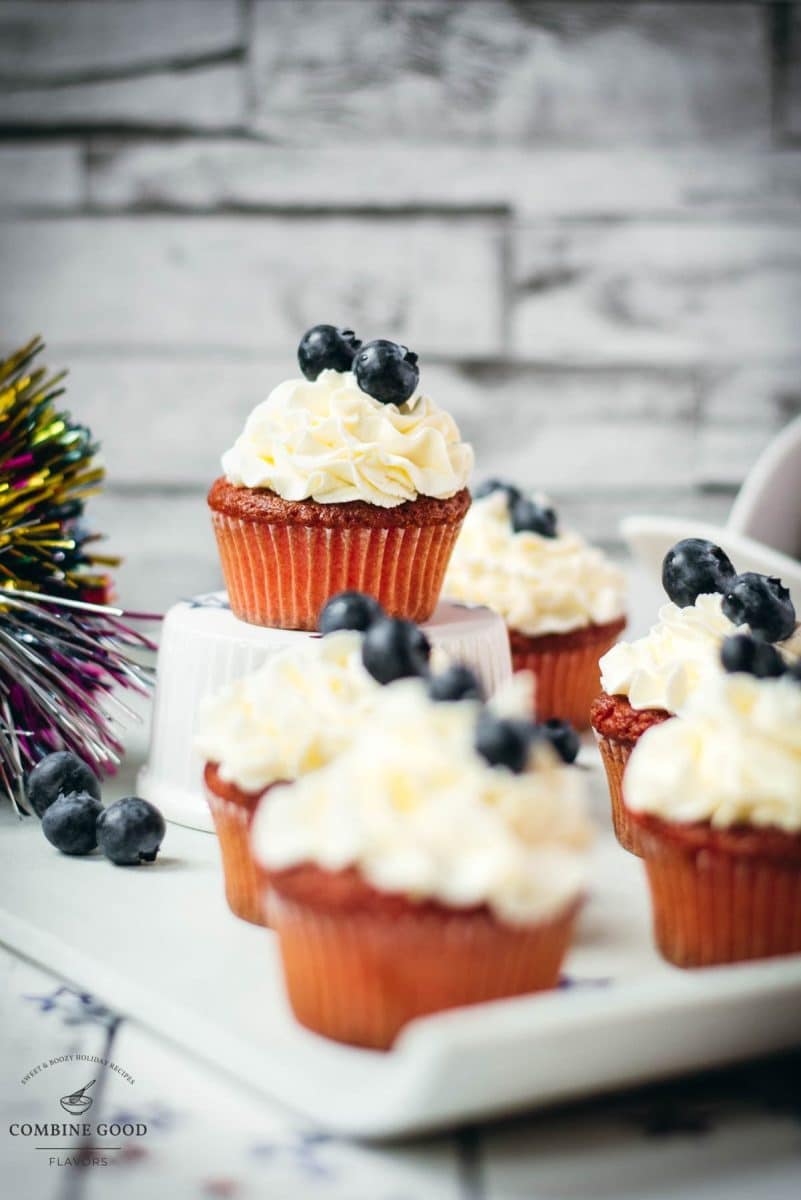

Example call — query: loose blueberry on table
[41,792,103,856]
[96,797,166,866]
[428,663,484,703]
[352,339,419,406]
[361,617,431,685]
[297,324,361,380]
[26,749,101,818]
[661,538,736,608]
[318,590,384,636]
[721,572,796,643]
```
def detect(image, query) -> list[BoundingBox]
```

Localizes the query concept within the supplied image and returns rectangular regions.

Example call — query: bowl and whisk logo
[11,1055,146,1168]
[59,1079,95,1116]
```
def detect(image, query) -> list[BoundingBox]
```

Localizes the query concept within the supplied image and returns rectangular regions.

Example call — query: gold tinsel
[0,335,119,594]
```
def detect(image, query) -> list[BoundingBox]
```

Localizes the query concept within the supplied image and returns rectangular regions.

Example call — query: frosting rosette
[624,672,801,833]
[195,630,380,792]
[221,369,473,509]
[252,679,592,924]
[600,593,801,714]
[443,490,625,637]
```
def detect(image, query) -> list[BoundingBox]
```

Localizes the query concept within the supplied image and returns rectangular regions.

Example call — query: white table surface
[3,564,801,1197]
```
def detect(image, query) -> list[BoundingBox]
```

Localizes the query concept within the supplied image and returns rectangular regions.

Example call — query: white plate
[1,756,800,1140]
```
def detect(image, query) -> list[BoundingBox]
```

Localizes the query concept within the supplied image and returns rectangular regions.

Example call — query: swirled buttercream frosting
[624,672,801,832]
[600,593,801,715]
[221,369,473,508]
[252,679,593,924]
[443,489,625,636]
[194,631,380,792]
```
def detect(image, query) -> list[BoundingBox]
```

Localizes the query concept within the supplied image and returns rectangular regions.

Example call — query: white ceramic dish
[2,757,800,1140]
[727,414,801,557]
[622,415,801,607]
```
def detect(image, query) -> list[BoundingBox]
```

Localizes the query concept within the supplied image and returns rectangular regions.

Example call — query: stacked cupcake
[209,326,473,630]
[591,538,800,853]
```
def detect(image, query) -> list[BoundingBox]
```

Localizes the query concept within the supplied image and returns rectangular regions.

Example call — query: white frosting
[194,631,380,792]
[222,369,473,508]
[443,490,626,636]
[624,673,801,832]
[252,679,593,924]
[600,593,801,714]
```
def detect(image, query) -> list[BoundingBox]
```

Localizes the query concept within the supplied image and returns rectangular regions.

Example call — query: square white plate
[2,753,800,1139]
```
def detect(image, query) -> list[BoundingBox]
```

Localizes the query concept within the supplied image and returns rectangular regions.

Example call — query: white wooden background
[1,0,800,612]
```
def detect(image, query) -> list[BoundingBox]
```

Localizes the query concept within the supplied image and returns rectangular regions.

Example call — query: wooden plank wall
[1,1,799,611]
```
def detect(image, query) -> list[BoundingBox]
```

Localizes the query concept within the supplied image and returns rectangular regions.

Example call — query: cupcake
[625,638,801,968]
[592,539,800,854]
[252,675,592,1049]
[443,480,626,729]
[195,596,386,924]
[209,326,473,630]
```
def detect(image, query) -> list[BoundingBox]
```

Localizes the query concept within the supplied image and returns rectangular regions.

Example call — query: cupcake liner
[596,736,641,855]
[205,764,279,926]
[634,814,801,967]
[509,618,625,731]
[264,871,580,1049]
[211,511,464,630]
[206,792,267,926]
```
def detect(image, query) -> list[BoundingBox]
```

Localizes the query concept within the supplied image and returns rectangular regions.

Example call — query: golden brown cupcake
[209,327,473,630]
[443,482,626,729]
[252,677,592,1049]
[625,652,801,967]
[594,546,801,854]
[208,478,469,630]
[195,628,381,924]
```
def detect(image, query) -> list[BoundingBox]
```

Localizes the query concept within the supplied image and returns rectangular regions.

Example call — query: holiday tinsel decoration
[0,336,157,812]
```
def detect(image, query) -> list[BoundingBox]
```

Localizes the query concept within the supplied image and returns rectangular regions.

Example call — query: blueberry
[474,479,521,504]
[428,663,484,703]
[475,713,536,774]
[510,495,558,538]
[661,538,736,608]
[26,750,101,818]
[721,634,786,679]
[41,792,102,856]
[537,718,581,764]
[361,617,431,685]
[297,324,361,381]
[96,796,166,866]
[352,339,419,406]
[318,590,384,636]
[721,573,796,643]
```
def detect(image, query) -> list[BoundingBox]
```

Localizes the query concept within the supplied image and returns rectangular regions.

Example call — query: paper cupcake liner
[634,815,801,967]
[205,766,280,926]
[509,618,625,730]
[211,512,464,630]
[596,736,641,855]
[265,878,580,1050]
